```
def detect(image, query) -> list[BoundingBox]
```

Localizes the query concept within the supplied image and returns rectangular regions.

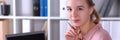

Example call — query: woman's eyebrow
[66,6,71,8]
[77,6,84,8]
[66,6,84,8]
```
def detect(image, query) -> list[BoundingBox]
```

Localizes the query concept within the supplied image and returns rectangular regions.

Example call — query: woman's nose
[71,10,78,17]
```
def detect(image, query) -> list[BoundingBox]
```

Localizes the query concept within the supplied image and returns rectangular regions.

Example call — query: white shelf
[2,16,120,21]
[15,16,48,19]
[50,17,120,21]
[101,17,120,21]
[50,17,68,20]
[0,16,14,19]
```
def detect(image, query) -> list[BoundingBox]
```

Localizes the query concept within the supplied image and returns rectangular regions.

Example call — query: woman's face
[67,0,93,27]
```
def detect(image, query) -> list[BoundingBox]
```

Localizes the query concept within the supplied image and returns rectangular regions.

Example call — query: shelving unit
[1,0,120,40]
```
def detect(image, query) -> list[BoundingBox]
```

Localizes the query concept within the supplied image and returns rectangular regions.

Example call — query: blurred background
[0,0,120,40]
[94,0,120,17]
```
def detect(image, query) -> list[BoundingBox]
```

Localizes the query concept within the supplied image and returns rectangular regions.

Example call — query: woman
[64,0,112,40]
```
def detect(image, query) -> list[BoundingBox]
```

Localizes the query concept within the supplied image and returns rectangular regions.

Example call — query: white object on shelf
[21,0,33,16]
[22,19,31,33]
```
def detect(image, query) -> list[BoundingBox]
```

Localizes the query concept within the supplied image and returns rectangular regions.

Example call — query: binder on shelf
[0,19,10,40]
[40,0,48,17]
[44,0,48,17]
[33,0,40,16]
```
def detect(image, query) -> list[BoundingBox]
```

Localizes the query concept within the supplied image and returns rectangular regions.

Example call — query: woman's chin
[73,23,81,27]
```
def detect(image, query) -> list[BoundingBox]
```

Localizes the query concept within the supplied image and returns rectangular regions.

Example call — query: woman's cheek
[80,13,90,25]
[68,13,72,20]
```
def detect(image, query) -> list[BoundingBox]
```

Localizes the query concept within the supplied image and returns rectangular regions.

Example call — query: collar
[84,23,102,40]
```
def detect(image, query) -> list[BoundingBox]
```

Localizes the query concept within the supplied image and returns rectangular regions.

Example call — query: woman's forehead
[66,0,87,6]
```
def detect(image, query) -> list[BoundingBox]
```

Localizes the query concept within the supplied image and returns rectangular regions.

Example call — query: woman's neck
[79,20,95,35]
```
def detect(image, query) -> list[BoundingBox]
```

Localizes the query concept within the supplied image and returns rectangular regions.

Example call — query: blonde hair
[90,9,100,24]
[87,0,100,24]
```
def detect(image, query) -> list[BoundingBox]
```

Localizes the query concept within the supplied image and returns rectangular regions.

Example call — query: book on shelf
[43,0,48,17]
[33,0,48,17]
[0,19,10,40]
[40,0,48,17]
[33,0,40,16]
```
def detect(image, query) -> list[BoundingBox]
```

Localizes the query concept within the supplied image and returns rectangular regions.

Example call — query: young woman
[64,0,112,40]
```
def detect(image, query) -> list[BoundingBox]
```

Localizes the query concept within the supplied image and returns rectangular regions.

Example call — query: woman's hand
[64,27,77,40]
[0,0,5,5]
[65,27,83,40]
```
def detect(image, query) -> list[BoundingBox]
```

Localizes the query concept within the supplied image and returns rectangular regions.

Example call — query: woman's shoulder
[91,26,112,40]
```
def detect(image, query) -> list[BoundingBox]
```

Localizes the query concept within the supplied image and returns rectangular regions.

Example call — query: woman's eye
[67,8,72,11]
[78,7,83,10]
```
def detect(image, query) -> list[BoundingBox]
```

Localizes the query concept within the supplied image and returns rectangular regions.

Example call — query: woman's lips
[73,20,80,23]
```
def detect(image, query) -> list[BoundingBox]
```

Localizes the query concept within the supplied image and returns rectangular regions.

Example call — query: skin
[65,0,96,40]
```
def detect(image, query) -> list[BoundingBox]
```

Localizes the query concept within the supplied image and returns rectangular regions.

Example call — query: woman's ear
[89,7,94,16]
